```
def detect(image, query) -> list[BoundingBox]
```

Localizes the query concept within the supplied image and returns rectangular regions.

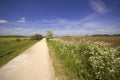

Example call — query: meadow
[48,36,120,80]
[58,36,120,48]
[0,37,37,67]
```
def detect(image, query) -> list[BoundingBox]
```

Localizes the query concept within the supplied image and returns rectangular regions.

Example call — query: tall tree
[31,34,43,40]
[46,30,53,40]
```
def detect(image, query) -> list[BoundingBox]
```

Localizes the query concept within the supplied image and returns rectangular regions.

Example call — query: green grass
[0,37,37,67]
[47,42,73,80]
[48,38,120,80]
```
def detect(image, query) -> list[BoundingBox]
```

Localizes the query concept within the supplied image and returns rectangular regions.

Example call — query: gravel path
[0,38,55,80]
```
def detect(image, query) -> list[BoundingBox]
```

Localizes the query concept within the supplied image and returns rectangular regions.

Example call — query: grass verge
[47,41,74,80]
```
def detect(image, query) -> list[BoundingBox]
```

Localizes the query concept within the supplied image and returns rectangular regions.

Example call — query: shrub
[16,38,21,42]
[31,34,43,40]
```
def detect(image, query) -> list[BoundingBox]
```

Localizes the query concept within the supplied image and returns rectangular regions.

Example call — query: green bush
[46,30,53,40]
[48,39,120,80]
[31,34,43,40]
[16,38,21,42]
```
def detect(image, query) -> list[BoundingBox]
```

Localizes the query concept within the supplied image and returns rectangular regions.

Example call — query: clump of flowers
[48,39,120,80]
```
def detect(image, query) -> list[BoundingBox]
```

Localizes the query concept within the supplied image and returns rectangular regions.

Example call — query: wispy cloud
[17,17,26,23]
[0,18,120,36]
[0,20,7,24]
[0,12,120,36]
[0,27,45,36]
[36,14,120,35]
[89,0,107,14]
[53,28,120,36]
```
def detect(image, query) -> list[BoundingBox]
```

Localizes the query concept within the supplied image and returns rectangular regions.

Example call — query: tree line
[30,30,53,40]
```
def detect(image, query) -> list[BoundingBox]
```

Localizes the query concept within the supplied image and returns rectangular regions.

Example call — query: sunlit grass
[0,37,37,67]
[48,38,120,80]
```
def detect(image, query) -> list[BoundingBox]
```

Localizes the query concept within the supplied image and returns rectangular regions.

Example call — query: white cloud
[89,0,107,14]
[0,20,7,23]
[0,13,120,36]
[17,17,26,23]
[53,27,120,36]
[0,27,45,36]
[38,14,120,36]
[38,13,97,29]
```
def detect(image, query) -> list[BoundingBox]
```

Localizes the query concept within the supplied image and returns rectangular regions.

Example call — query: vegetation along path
[0,38,55,80]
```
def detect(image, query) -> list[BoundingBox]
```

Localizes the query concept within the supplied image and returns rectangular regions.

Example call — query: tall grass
[48,39,120,80]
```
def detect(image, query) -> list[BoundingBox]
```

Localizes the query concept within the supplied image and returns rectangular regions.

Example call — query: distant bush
[16,38,21,42]
[31,34,43,40]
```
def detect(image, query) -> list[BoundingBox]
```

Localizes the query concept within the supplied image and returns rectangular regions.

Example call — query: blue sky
[0,0,120,36]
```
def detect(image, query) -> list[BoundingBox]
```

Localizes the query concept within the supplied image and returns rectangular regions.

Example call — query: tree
[31,34,43,40]
[46,30,53,40]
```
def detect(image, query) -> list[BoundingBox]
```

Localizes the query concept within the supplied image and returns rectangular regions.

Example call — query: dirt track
[0,38,55,80]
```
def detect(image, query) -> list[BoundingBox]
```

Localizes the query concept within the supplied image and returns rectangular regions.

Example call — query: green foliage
[46,30,53,40]
[31,34,43,40]
[48,39,120,80]
[16,38,21,42]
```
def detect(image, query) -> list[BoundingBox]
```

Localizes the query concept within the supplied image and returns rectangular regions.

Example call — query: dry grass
[58,36,120,48]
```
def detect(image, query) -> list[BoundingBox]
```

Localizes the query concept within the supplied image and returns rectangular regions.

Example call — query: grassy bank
[48,38,120,80]
[0,37,37,67]
[47,42,73,80]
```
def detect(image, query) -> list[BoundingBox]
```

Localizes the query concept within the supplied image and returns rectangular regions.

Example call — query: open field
[0,37,37,67]
[58,36,120,47]
[0,37,29,41]
[48,37,120,80]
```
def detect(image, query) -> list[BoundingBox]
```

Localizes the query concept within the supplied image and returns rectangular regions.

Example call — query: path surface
[0,38,55,80]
